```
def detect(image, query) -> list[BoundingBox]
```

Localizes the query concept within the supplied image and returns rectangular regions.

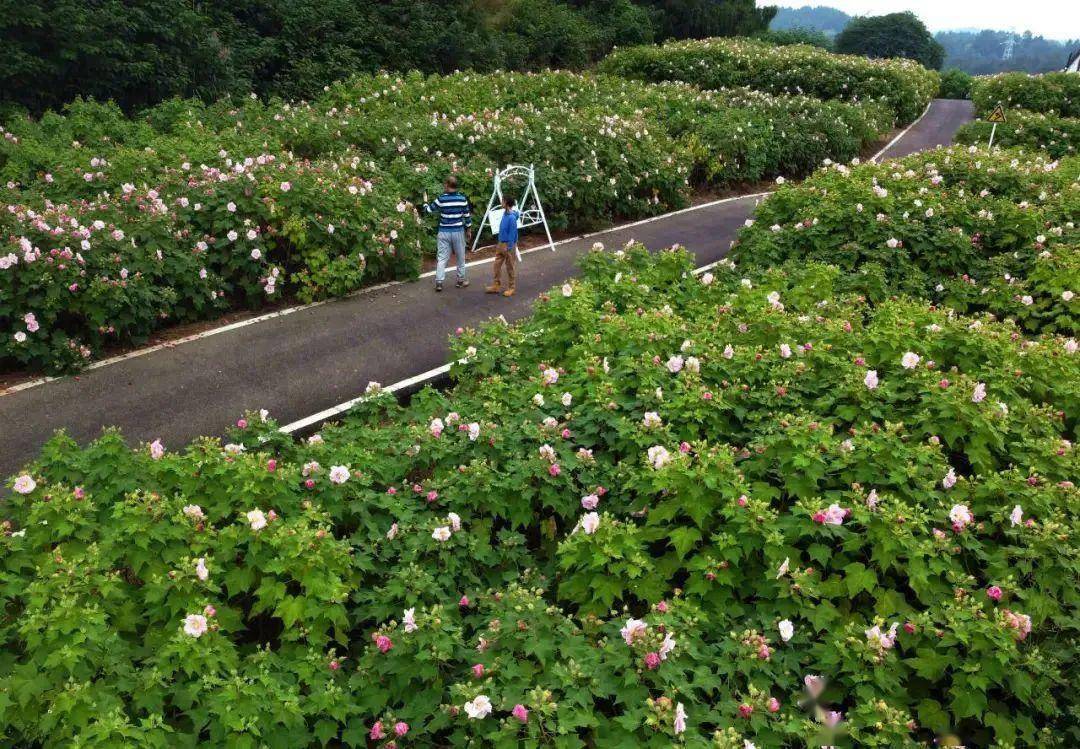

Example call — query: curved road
[0,100,974,479]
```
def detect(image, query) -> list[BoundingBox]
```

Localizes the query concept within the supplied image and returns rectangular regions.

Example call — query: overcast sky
[762,1,1080,41]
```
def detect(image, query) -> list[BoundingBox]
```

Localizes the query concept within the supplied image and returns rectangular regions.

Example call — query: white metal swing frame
[470,164,556,261]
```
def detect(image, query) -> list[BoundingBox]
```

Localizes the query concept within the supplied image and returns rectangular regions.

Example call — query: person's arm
[463,196,473,234]
[422,194,441,215]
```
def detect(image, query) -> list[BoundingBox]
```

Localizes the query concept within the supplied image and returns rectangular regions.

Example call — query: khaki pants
[492,244,517,290]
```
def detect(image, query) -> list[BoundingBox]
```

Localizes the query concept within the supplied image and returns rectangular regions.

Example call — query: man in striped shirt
[423,176,473,292]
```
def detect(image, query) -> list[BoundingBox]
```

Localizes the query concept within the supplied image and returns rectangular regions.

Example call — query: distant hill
[770,5,851,37]
[936,30,1080,74]
[770,5,1078,74]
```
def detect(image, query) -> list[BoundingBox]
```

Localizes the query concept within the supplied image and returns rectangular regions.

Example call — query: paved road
[0,99,973,478]
[875,99,974,160]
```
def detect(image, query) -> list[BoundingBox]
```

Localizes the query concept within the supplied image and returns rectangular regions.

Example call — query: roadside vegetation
[937,69,973,100]
[970,72,1080,119]
[3,145,1077,748]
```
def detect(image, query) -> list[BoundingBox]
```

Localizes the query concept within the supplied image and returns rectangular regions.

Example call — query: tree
[0,0,243,113]
[835,11,944,70]
[574,0,656,48]
[640,0,776,41]
[0,0,776,116]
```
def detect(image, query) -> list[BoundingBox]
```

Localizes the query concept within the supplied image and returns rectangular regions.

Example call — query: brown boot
[485,283,501,294]
[502,287,515,297]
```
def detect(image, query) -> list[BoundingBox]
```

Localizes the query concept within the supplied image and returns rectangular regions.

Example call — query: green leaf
[917,699,950,733]
[275,596,306,628]
[843,562,877,596]
[950,682,987,720]
[807,543,832,565]
[984,712,1017,744]
[669,527,702,559]
[315,719,338,745]
[907,648,948,680]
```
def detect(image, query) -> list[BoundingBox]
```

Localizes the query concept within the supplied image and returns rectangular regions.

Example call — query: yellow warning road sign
[986,105,1007,123]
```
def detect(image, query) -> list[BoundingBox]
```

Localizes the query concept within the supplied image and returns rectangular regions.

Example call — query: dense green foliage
[937,70,973,100]
[2,65,893,375]
[735,148,1079,337]
[0,0,246,115]
[3,146,1079,748]
[598,37,940,124]
[956,110,1079,159]
[971,72,1080,119]
[834,12,944,71]
[937,31,1080,76]
[642,0,776,41]
[0,0,774,116]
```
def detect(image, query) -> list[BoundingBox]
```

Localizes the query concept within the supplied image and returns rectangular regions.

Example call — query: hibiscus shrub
[304,71,890,210]
[938,69,973,100]
[0,152,425,371]
[598,37,940,125]
[734,147,1079,335]
[971,72,1080,119]
[4,225,1078,746]
[2,67,893,374]
[955,109,1078,159]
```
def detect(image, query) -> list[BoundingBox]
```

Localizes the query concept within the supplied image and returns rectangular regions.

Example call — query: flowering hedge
[4,222,1079,746]
[971,72,1080,119]
[304,71,891,220]
[734,147,1079,336]
[955,109,1078,159]
[0,150,425,370]
[598,38,940,125]
[2,69,893,374]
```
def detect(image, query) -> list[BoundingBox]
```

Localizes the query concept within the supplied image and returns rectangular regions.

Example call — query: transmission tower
[997,31,1015,61]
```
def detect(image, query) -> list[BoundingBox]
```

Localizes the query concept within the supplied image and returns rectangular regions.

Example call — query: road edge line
[870,100,934,163]
[278,362,454,434]
[277,255,733,435]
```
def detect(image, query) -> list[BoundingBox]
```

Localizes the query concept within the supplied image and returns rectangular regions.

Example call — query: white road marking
[278,362,454,434]
[692,260,723,276]
[278,254,738,434]
[870,101,934,163]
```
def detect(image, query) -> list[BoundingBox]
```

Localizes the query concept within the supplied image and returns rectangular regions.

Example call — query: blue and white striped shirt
[424,191,472,232]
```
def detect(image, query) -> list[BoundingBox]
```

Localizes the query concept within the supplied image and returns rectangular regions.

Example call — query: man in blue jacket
[423,176,473,292]
[486,195,520,297]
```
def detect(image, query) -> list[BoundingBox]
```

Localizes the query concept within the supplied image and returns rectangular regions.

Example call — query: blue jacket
[424,191,472,232]
[498,209,520,246]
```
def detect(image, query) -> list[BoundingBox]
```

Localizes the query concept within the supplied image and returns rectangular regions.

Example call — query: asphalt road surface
[0,99,974,479]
